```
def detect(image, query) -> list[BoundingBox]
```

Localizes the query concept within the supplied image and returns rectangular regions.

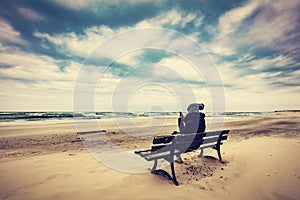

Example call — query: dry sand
[0,112,299,200]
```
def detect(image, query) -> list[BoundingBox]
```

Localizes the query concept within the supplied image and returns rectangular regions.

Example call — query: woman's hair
[187,103,205,113]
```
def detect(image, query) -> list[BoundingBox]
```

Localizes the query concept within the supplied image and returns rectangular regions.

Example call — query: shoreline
[1,109,292,126]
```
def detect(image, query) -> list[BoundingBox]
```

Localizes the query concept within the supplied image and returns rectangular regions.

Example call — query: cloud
[217,59,300,111]
[33,23,203,69]
[136,8,200,28]
[33,25,115,57]
[32,5,204,64]
[31,6,202,61]
[205,0,261,56]
[17,7,44,21]
[199,0,300,110]
[0,47,85,110]
[50,0,155,10]
[206,0,300,56]
[0,49,80,82]
[30,18,237,112]
[0,19,27,46]
[153,56,205,83]
[216,54,299,93]
[247,55,297,70]
[218,0,260,35]
[50,0,100,9]
[113,51,141,67]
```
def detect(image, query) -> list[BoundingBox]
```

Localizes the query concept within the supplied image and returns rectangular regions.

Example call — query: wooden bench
[134,130,230,186]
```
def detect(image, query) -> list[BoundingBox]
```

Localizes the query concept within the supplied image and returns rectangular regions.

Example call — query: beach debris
[199,185,205,190]
[71,138,84,143]
[184,164,216,180]
[77,130,106,135]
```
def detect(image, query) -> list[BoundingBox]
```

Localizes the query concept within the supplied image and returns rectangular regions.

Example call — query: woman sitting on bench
[174,103,206,163]
[177,103,206,134]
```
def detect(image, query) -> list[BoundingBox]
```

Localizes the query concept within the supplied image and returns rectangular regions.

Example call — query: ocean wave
[0,111,267,123]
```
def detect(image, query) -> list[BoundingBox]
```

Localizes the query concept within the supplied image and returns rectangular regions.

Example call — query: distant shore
[274,109,300,112]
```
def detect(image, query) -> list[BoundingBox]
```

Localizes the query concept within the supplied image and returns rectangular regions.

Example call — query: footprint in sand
[46,173,64,181]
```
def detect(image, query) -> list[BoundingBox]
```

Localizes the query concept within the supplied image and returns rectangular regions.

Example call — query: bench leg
[151,159,158,172]
[215,145,223,163]
[151,159,175,184]
[198,148,204,158]
[170,162,179,186]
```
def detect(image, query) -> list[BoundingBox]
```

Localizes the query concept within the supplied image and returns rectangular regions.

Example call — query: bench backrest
[199,130,229,149]
[151,130,229,154]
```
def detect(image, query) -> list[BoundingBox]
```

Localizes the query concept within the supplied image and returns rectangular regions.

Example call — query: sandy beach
[0,111,299,200]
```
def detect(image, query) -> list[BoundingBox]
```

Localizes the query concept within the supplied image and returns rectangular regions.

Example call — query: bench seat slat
[204,131,221,137]
[202,137,219,144]
[144,150,182,161]
[175,133,206,141]
[138,150,152,157]
[205,130,229,137]
[199,143,217,149]
[175,138,203,145]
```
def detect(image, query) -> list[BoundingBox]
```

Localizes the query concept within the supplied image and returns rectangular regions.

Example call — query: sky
[0,0,299,112]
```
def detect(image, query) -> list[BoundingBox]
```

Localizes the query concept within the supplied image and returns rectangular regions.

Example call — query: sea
[0,111,266,123]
